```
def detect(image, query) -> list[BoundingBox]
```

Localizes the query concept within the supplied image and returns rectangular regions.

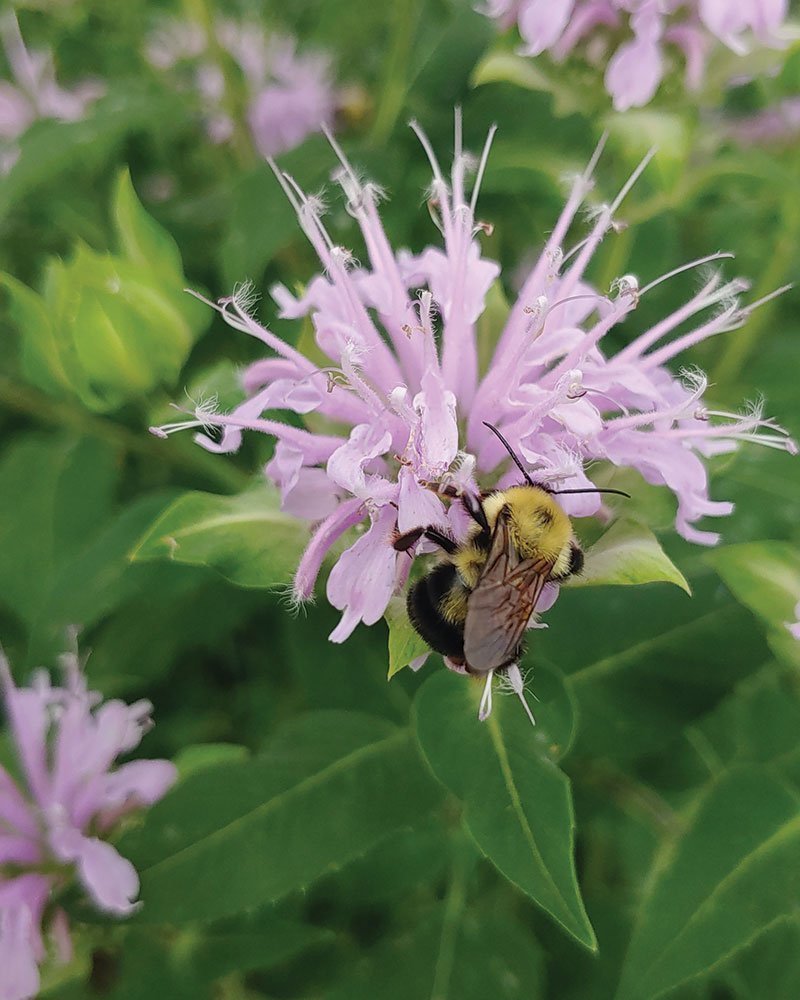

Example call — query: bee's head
[482,422,631,500]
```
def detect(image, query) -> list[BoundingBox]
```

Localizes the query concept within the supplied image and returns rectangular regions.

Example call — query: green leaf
[122,711,440,923]
[0,274,70,398]
[548,575,770,761]
[0,434,117,627]
[720,916,800,1000]
[570,520,691,594]
[385,596,429,678]
[707,542,800,666]
[0,83,185,223]
[413,671,596,951]
[476,279,511,379]
[113,168,183,279]
[325,900,544,999]
[685,662,800,784]
[173,742,250,780]
[617,767,800,1000]
[220,136,333,287]
[130,486,309,588]
[471,51,586,117]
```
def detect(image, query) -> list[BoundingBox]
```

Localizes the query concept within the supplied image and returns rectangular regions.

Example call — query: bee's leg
[392,526,458,554]
[504,663,537,727]
[461,492,490,533]
[477,669,495,721]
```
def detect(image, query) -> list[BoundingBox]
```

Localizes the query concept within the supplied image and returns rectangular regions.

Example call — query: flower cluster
[145,17,336,158]
[0,647,176,1000]
[153,116,795,646]
[0,12,104,174]
[482,0,790,111]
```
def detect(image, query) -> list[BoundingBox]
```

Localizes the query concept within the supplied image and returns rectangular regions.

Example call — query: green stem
[0,376,249,493]
[369,0,422,147]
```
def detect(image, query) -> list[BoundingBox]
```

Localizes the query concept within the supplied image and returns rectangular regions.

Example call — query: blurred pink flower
[0,647,176,1000]
[786,602,800,640]
[145,17,335,159]
[482,0,790,110]
[0,12,104,173]
[153,116,795,644]
[724,96,800,145]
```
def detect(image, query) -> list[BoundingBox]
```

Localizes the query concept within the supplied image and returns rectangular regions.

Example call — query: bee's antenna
[550,487,632,498]
[482,422,534,486]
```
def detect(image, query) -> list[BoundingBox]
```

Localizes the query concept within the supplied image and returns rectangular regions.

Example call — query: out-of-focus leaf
[28,491,177,659]
[130,486,308,588]
[173,743,250,780]
[0,434,116,627]
[605,110,690,185]
[4,169,208,412]
[220,136,332,287]
[0,274,71,397]
[0,83,185,222]
[385,597,429,678]
[123,711,440,923]
[413,671,596,951]
[707,541,800,667]
[472,51,586,117]
[325,902,545,999]
[570,520,691,594]
[546,576,769,761]
[617,767,800,1000]
[310,819,452,908]
[685,662,800,785]
[719,916,800,1000]
[476,279,510,378]
[113,168,183,279]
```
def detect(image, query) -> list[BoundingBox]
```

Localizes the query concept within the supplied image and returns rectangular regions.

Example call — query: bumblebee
[394,423,628,723]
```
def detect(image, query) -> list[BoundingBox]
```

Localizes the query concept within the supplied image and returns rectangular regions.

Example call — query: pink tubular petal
[327,423,393,497]
[605,37,664,112]
[0,907,40,1000]
[397,467,448,533]
[293,497,366,601]
[518,0,576,55]
[51,829,140,916]
[0,657,50,809]
[266,442,341,520]
[327,505,399,642]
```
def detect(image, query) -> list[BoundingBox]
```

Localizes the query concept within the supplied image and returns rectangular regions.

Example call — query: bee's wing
[463,511,553,675]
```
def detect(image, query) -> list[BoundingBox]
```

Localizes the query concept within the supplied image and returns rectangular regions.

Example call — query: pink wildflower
[786,602,800,640]
[145,17,336,158]
[482,1,790,111]
[0,646,176,1000]
[0,12,104,174]
[152,115,795,645]
[724,96,800,146]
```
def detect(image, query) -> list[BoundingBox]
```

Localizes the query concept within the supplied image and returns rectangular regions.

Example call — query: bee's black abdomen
[567,542,584,576]
[407,563,465,660]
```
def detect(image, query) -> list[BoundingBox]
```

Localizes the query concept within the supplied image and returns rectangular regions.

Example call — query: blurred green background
[1,1,799,998]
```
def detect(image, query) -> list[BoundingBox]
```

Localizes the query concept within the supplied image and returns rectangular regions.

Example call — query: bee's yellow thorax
[482,486,573,566]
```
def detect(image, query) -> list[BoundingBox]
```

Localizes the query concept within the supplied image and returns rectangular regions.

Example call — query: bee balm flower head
[0,646,176,1000]
[153,114,795,645]
[482,0,791,111]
